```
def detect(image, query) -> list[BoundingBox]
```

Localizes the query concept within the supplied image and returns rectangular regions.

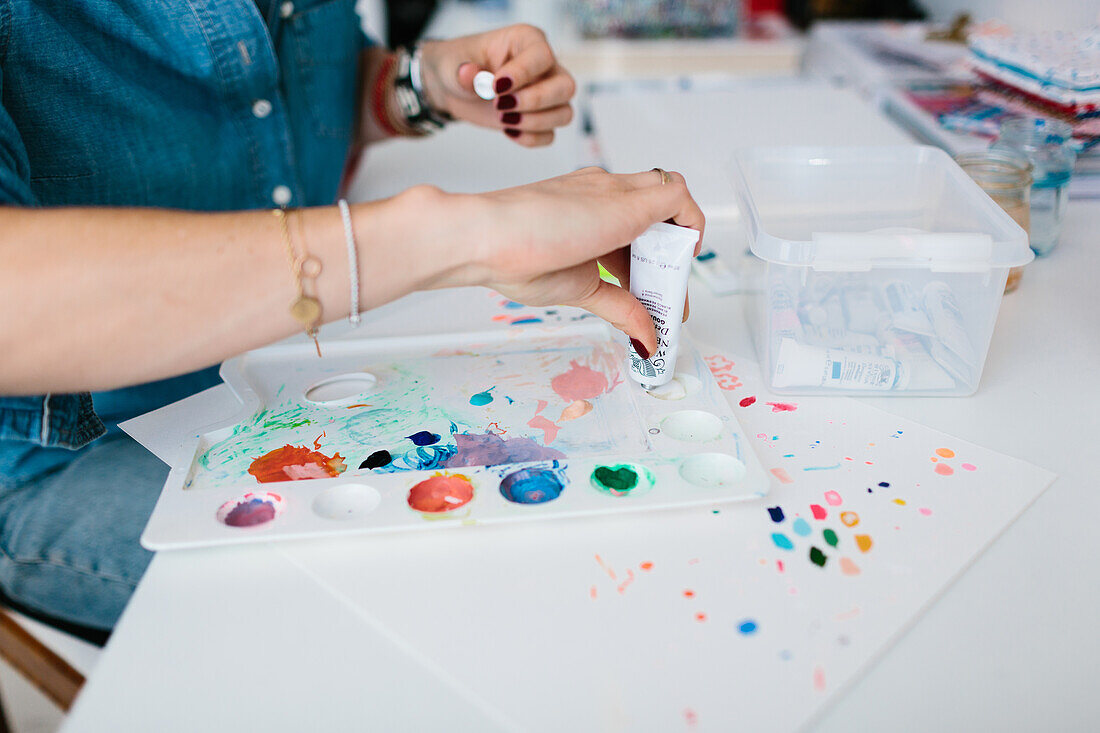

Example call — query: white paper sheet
[277,348,1055,732]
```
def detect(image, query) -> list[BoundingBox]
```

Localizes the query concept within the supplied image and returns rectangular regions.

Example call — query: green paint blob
[809,546,827,567]
[823,529,838,547]
[590,464,654,497]
[593,465,638,492]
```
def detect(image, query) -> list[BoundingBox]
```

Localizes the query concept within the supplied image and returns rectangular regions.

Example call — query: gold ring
[651,167,671,185]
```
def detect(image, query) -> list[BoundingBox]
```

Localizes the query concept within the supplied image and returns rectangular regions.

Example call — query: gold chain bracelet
[273,207,323,357]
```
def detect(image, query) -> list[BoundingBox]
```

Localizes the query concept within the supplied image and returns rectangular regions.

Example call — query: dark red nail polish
[496,94,517,110]
[630,338,650,360]
[500,111,521,125]
[504,128,521,138]
[494,76,513,94]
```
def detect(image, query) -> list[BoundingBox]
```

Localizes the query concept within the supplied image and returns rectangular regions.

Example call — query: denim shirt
[0,0,370,488]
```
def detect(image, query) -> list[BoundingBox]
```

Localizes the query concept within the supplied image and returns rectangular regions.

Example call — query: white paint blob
[304,373,378,404]
[660,410,724,442]
[678,453,747,488]
[473,70,496,100]
[312,483,382,520]
[646,374,702,401]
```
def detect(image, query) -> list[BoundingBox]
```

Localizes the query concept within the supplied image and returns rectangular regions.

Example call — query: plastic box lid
[731,146,1033,272]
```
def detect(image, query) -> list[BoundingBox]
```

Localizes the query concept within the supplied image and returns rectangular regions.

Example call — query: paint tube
[880,280,934,336]
[841,288,880,334]
[626,222,699,389]
[883,332,956,391]
[922,281,977,368]
[772,338,905,391]
[801,324,881,354]
[768,280,803,357]
[805,273,837,304]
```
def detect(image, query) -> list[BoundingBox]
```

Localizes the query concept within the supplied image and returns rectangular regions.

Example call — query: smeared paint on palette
[143,324,768,550]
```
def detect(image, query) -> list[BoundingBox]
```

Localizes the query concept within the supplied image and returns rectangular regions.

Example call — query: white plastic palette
[142,322,769,550]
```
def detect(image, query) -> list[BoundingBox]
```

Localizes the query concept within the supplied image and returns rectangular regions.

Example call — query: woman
[0,1,702,634]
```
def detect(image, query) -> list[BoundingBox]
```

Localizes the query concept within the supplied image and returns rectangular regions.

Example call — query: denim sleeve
[0,7,105,450]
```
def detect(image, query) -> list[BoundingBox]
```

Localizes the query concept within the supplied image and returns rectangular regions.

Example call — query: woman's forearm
[0,189,461,394]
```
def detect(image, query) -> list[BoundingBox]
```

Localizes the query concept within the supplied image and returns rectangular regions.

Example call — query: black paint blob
[360,450,392,470]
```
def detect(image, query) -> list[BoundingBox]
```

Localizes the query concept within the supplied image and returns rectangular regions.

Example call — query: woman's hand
[417,25,575,147]
[406,167,704,356]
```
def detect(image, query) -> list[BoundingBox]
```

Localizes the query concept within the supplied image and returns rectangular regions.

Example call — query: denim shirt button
[279,1,294,19]
[251,99,273,118]
[272,185,293,206]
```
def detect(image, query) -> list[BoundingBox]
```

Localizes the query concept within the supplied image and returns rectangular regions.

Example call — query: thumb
[456,62,479,94]
[573,280,657,358]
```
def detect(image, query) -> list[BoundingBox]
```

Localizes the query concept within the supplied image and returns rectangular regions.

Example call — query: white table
[64,87,1099,731]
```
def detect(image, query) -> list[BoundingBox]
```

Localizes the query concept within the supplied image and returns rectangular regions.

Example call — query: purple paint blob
[443,432,565,469]
[218,493,283,528]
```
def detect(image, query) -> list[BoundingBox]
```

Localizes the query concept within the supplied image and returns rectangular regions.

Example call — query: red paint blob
[248,445,347,483]
[934,463,955,476]
[810,504,827,520]
[550,360,608,402]
[407,474,475,513]
[766,401,798,412]
[739,395,757,407]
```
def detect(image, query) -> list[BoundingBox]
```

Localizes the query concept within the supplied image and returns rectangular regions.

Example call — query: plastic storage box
[730,146,1033,396]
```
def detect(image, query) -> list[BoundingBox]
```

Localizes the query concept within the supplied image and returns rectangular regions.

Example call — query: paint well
[407,474,475,513]
[678,453,746,488]
[312,483,382,520]
[217,492,285,528]
[660,410,724,442]
[591,463,654,496]
[304,373,377,404]
[499,467,565,505]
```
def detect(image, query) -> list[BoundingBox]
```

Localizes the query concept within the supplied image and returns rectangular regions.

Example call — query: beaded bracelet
[392,44,451,136]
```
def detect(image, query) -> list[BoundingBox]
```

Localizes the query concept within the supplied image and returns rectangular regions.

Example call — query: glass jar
[955,151,1033,293]
[991,117,1076,256]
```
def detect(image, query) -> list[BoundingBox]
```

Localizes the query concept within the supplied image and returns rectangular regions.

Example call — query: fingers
[597,247,630,290]
[503,129,555,148]
[493,26,557,93]
[628,173,706,241]
[573,279,658,357]
[499,105,574,133]
[496,69,576,114]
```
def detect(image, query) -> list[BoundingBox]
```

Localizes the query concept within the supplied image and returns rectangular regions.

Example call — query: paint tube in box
[923,281,977,368]
[801,324,882,354]
[882,331,956,390]
[768,279,803,356]
[626,222,699,389]
[773,338,905,391]
[841,288,880,334]
[880,280,934,336]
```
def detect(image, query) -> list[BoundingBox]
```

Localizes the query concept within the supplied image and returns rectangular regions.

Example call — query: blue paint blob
[878,481,891,487]
[499,467,564,505]
[767,506,785,523]
[738,620,758,635]
[406,430,440,446]
[510,317,543,325]
[771,532,794,550]
[359,450,391,470]
[503,300,523,309]
[792,517,811,536]
[470,387,495,406]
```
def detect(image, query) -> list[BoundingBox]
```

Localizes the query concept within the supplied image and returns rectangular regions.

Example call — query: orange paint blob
[550,360,608,402]
[840,557,861,576]
[558,399,593,422]
[683,589,695,598]
[407,473,474,513]
[640,561,654,571]
[248,444,346,483]
[934,463,955,476]
[840,511,860,527]
[695,612,707,622]
[855,534,873,553]
[935,448,956,458]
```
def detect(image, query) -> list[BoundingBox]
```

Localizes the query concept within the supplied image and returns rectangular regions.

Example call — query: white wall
[919,0,1099,31]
